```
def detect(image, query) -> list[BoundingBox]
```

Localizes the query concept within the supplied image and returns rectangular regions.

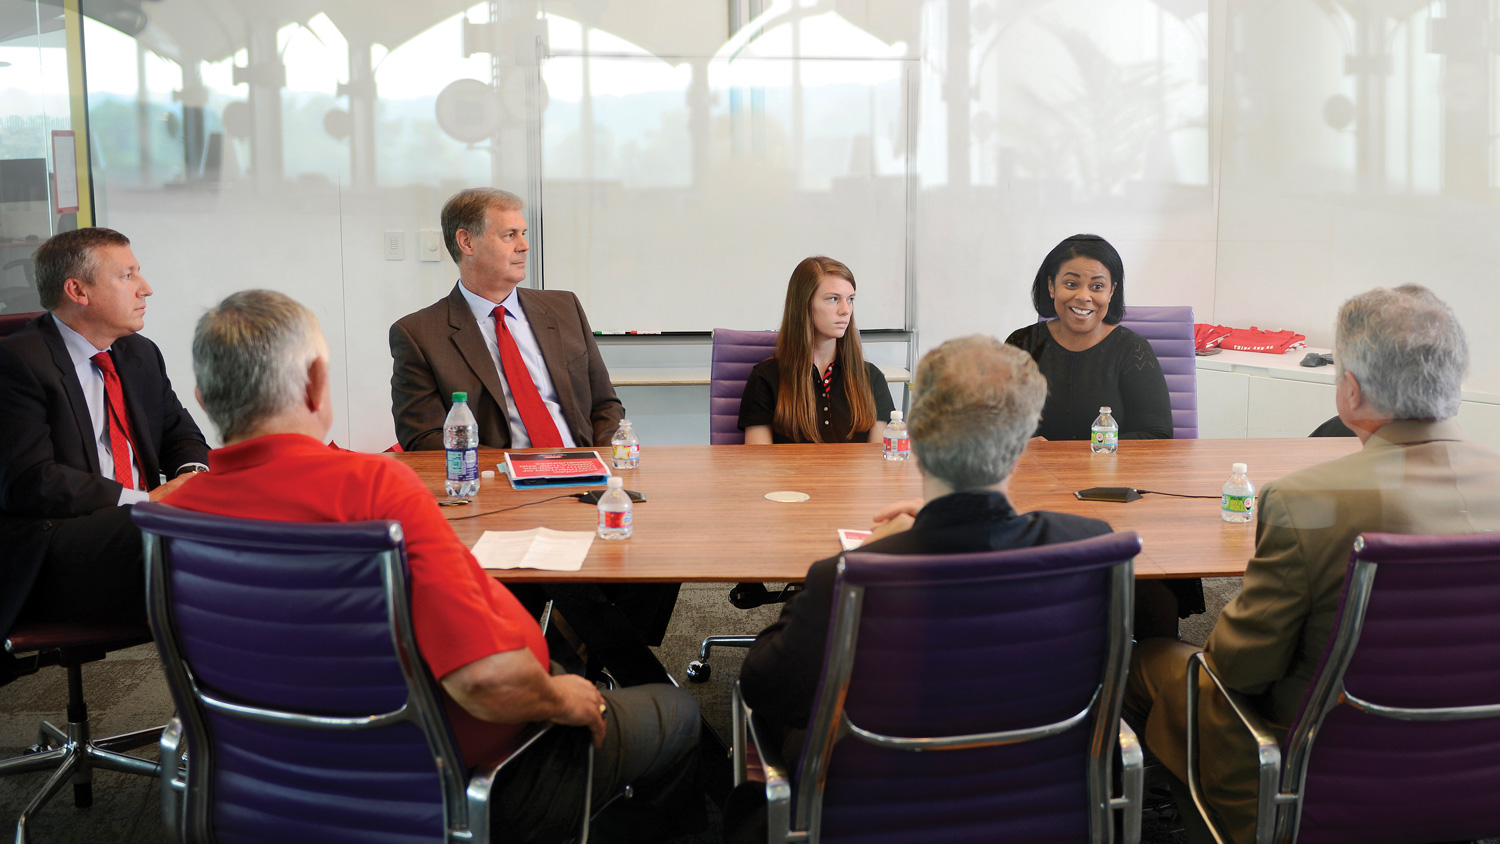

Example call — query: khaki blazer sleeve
[1204,483,1312,696]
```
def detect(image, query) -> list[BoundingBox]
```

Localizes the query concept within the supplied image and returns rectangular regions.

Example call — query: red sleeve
[374,461,541,679]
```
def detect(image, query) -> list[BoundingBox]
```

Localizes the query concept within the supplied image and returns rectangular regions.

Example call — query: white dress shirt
[457,283,577,448]
[53,317,148,505]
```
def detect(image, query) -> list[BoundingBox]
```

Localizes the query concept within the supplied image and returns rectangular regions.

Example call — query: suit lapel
[446,284,509,416]
[38,314,103,475]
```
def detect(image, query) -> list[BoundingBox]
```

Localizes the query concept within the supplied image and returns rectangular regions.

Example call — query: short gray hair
[1335,284,1467,421]
[193,290,325,442]
[908,336,1046,490]
[440,187,525,264]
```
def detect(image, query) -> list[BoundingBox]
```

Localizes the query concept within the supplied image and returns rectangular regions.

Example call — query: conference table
[395,437,1362,584]
[397,437,1359,786]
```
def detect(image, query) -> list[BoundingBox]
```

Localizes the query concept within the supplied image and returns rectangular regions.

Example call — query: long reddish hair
[772,257,876,442]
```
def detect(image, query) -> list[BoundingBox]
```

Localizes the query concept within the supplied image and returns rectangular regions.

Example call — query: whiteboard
[538,53,914,332]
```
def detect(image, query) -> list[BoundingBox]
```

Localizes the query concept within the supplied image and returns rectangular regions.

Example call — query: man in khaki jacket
[1126,284,1500,844]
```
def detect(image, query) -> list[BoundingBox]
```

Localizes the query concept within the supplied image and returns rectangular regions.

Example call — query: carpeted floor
[9,575,1431,844]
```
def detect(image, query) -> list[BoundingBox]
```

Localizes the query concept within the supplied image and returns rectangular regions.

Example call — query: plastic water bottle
[610,419,640,469]
[1091,406,1119,454]
[597,476,633,540]
[444,392,480,498]
[883,410,911,462]
[1221,463,1255,523]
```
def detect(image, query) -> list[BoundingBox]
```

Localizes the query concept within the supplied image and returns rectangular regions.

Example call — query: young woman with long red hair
[739,257,894,444]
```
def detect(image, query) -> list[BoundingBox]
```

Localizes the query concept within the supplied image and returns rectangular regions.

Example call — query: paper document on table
[471,528,594,571]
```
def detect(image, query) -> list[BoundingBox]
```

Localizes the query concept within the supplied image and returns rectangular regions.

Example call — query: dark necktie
[91,351,140,489]
[492,306,564,448]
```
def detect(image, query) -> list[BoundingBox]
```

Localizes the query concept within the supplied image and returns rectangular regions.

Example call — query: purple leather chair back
[797,531,1140,843]
[710,328,779,444]
[1118,306,1197,439]
[0,311,42,337]
[134,503,468,844]
[1280,532,1500,844]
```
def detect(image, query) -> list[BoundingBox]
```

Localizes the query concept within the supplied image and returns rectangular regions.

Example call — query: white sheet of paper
[471,527,594,571]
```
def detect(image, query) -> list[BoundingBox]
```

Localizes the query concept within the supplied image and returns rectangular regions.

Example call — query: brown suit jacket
[1138,419,1500,843]
[389,284,624,451]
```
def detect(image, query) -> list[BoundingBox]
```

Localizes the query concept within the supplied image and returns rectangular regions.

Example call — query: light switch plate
[383,231,404,261]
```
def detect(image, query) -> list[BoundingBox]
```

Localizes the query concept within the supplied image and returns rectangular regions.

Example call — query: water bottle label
[1092,427,1117,447]
[601,510,632,529]
[1222,494,1254,514]
[612,444,639,461]
[885,437,909,452]
[447,448,478,481]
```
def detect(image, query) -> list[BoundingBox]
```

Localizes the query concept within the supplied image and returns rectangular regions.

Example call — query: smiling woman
[1004,234,1172,442]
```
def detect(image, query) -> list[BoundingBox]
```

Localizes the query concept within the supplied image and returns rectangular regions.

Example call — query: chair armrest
[466,722,556,843]
[1185,652,1282,844]
[1112,720,1144,844]
[732,681,793,844]
[160,717,186,844]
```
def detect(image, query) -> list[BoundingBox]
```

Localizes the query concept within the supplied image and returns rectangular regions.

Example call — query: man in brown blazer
[1125,285,1500,844]
[390,187,623,451]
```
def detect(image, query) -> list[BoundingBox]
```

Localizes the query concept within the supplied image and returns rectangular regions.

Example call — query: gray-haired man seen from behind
[738,335,1116,739]
[1124,284,1500,844]
[168,290,701,844]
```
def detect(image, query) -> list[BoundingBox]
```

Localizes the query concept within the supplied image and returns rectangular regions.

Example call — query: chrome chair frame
[139,506,590,844]
[733,552,1143,844]
[1184,534,1500,844]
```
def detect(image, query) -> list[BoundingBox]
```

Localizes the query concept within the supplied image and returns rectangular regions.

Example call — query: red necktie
[492,306,564,448]
[91,351,140,489]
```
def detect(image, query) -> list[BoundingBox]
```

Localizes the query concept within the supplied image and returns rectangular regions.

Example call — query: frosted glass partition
[50,0,1500,451]
[541,51,913,332]
[1213,1,1500,394]
[0,0,72,315]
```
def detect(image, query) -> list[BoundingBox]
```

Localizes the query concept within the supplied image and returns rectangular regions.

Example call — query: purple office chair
[734,531,1145,843]
[710,328,779,445]
[1187,531,1500,844]
[688,328,789,681]
[133,502,584,844]
[1119,305,1197,439]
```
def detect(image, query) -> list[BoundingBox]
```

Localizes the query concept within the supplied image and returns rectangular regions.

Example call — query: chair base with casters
[0,622,164,844]
[685,582,802,682]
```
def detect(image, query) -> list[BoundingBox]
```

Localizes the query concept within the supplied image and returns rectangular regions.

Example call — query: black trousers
[19,505,147,627]
[488,682,703,844]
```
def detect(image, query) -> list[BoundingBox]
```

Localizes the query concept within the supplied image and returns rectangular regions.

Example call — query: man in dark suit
[739,335,1113,731]
[0,227,208,636]
[390,187,623,451]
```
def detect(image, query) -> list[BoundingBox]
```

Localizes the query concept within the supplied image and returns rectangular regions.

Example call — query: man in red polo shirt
[168,289,699,843]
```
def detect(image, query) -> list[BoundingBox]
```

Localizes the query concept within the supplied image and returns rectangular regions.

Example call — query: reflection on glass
[0,0,71,313]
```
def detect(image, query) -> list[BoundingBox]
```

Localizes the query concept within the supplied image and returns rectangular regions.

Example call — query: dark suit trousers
[18,505,147,627]
[488,682,703,844]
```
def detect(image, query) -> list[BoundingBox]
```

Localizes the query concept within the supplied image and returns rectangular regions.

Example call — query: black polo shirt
[736,357,895,443]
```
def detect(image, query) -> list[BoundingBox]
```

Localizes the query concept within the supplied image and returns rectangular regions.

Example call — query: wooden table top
[395,438,1360,583]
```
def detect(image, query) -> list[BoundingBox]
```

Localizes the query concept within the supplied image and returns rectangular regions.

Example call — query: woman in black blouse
[1006,234,1196,635]
[1004,234,1173,441]
[738,257,894,444]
